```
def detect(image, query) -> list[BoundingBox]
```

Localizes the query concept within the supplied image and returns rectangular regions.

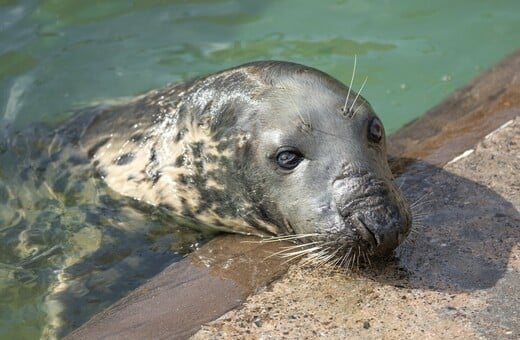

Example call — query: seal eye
[276,149,304,170]
[368,117,383,143]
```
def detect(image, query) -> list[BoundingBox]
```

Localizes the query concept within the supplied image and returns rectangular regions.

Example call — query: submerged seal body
[72,61,411,260]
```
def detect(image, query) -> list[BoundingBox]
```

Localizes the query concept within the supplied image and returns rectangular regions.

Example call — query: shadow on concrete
[366,157,520,292]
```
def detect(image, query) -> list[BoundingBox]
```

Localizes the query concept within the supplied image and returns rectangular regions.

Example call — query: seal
[73,61,411,263]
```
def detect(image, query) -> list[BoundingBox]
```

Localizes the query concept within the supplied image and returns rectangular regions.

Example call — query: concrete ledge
[65,235,292,339]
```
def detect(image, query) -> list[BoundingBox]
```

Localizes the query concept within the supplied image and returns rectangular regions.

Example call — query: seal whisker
[409,193,433,209]
[300,247,332,267]
[265,233,322,241]
[409,219,424,235]
[335,249,346,267]
[410,212,429,226]
[354,253,361,271]
[341,252,350,268]
[265,248,306,260]
[398,221,422,251]
[343,55,357,114]
[277,246,324,258]
[412,201,433,210]
[317,248,342,267]
[246,233,321,244]
[346,251,355,270]
[361,250,372,268]
[402,227,420,243]
[353,246,361,270]
[264,241,328,259]
[339,247,353,268]
[334,249,350,268]
[298,109,313,133]
[410,216,427,229]
[347,248,356,271]
[279,248,322,266]
[284,90,313,133]
[349,76,368,115]
[409,225,422,233]
[280,255,307,266]
[286,241,336,253]
[288,240,337,252]
[299,250,324,265]
[352,101,364,118]
[322,250,340,267]
[330,254,343,267]
[310,247,332,261]
[328,255,344,268]
[409,195,430,242]
[280,241,325,249]
[411,205,428,219]
[411,209,429,217]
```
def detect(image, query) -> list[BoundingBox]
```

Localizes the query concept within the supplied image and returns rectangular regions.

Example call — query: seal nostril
[352,216,378,249]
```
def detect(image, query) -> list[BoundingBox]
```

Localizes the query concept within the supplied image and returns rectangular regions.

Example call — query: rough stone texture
[446,119,519,208]
[193,118,520,339]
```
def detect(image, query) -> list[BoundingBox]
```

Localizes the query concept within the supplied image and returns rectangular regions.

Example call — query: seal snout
[333,167,411,258]
[346,210,406,257]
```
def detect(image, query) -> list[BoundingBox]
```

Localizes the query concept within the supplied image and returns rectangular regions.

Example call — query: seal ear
[197,115,211,132]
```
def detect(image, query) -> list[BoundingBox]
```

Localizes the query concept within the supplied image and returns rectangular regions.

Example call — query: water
[0,0,519,338]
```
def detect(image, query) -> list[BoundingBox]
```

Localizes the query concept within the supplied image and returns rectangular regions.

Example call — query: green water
[0,0,519,338]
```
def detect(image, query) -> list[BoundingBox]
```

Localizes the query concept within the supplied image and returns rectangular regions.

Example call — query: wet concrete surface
[67,50,520,339]
[65,235,292,339]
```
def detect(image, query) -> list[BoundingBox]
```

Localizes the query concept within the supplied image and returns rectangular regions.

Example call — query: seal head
[79,61,411,261]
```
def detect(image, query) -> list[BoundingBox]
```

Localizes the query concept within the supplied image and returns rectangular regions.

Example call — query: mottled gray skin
[71,61,411,258]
